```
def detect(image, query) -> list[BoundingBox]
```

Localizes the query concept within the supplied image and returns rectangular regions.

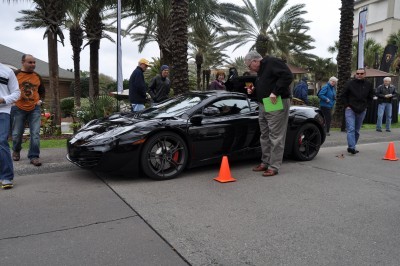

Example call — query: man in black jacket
[342,68,374,154]
[148,65,170,104]
[129,58,150,112]
[244,51,293,176]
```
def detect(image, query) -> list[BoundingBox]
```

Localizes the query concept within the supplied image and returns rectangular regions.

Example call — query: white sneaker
[1,179,13,189]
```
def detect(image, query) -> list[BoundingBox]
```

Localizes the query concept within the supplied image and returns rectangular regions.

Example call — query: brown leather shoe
[252,164,268,172]
[30,158,42,166]
[262,169,278,176]
[12,151,20,161]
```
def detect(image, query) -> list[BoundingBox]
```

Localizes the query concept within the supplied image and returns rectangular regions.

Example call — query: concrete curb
[12,128,400,176]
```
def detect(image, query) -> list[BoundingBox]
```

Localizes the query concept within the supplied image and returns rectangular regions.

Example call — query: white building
[353,0,400,45]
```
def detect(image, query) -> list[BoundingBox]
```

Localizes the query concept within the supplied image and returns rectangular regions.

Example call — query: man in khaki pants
[244,51,293,176]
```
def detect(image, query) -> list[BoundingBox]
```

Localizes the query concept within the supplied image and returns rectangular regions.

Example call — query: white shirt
[0,63,20,114]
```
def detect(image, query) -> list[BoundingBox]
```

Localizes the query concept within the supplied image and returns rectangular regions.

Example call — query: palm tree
[82,0,145,100]
[387,30,400,73]
[189,23,229,90]
[123,0,173,66]
[222,0,314,63]
[328,38,382,70]
[333,0,355,129]
[13,0,69,128]
[65,1,86,108]
[123,0,246,93]
[363,38,383,68]
[308,57,337,91]
[170,0,189,94]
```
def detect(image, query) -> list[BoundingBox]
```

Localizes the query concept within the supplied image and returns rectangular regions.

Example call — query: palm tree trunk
[47,31,61,130]
[171,0,189,95]
[89,40,100,99]
[333,0,355,130]
[70,27,83,108]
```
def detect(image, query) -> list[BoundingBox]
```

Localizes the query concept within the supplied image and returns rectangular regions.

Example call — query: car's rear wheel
[292,123,322,161]
[141,132,188,180]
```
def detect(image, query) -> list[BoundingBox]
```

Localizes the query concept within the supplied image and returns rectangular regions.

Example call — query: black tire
[141,132,188,180]
[292,123,322,161]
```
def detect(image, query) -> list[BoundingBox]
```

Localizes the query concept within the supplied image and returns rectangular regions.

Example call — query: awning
[352,68,396,77]
[287,64,308,74]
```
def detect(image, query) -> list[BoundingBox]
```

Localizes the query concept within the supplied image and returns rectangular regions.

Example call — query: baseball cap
[138,58,150,66]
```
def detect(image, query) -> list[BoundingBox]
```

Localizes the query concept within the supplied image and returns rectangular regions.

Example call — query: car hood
[70,112,176,146]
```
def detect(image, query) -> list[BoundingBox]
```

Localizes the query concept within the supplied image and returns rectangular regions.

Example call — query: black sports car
[67,91,325,180]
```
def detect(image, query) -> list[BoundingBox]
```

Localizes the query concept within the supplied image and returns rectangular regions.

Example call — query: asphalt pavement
[1,128,400,265]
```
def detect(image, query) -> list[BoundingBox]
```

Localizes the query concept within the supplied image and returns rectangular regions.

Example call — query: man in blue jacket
[293,76,308,104]
[129,58,150,112]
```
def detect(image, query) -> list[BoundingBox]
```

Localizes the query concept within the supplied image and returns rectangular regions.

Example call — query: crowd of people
[1,54,398,190]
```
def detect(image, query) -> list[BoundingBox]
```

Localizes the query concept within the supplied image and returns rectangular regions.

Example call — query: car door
[187,97,257,164]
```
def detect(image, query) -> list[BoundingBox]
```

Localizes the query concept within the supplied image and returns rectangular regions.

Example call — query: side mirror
[190,114,204,125]
[203,106,220,116]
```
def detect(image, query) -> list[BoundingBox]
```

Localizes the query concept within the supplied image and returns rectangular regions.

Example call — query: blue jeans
[0,113,14,181]
[131,103,145,112]
[345,108,366,149]
[376,102,392,130]
[11,105,41,159]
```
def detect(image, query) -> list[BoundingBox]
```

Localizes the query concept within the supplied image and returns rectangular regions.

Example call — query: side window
[205,98,250,117]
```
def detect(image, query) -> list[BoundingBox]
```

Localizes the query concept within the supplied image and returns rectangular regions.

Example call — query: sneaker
[30,158,42,166]
[386,129,391,132]
[1,179,13,189]
[12,151,20,161]
[326,132,330,136]
[376,129,382,132]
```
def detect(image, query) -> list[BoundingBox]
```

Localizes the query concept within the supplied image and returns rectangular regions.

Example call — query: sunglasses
[355,72,365,75]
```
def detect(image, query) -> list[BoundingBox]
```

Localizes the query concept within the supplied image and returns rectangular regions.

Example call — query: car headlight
[85,125,137,145]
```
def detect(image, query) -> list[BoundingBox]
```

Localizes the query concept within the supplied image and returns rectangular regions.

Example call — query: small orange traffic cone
[383,142,399,161]
[214,156,236,183]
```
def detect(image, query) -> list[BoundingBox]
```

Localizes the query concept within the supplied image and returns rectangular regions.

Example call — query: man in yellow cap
[129,58,150,112]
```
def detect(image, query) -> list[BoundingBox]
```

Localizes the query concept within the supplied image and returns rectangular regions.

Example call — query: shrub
[308,95,320,108]
[76,95,118,124]
[60,97,75,117]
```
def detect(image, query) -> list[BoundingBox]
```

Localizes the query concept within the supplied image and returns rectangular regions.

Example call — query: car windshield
[141,95,206,119]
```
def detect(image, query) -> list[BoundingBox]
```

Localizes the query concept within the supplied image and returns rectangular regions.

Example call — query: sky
[1,0,341,80]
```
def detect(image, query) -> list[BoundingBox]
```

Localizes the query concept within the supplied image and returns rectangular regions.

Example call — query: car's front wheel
[292,123,322,161]
[141,132,188,180]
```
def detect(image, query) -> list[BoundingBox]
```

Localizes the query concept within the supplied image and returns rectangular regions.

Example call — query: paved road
[2,129,400,265]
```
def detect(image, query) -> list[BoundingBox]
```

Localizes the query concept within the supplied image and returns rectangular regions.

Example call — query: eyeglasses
[355,72,365,75]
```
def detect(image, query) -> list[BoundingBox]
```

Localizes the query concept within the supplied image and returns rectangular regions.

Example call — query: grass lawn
[8,138,68,149]
[331,114,400,131]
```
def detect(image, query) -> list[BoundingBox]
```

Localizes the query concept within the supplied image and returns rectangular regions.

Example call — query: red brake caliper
[172,151,179,162]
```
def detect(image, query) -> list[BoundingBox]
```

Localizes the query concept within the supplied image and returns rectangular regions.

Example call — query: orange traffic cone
[383,142,399,161]
[214,156,236,183]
